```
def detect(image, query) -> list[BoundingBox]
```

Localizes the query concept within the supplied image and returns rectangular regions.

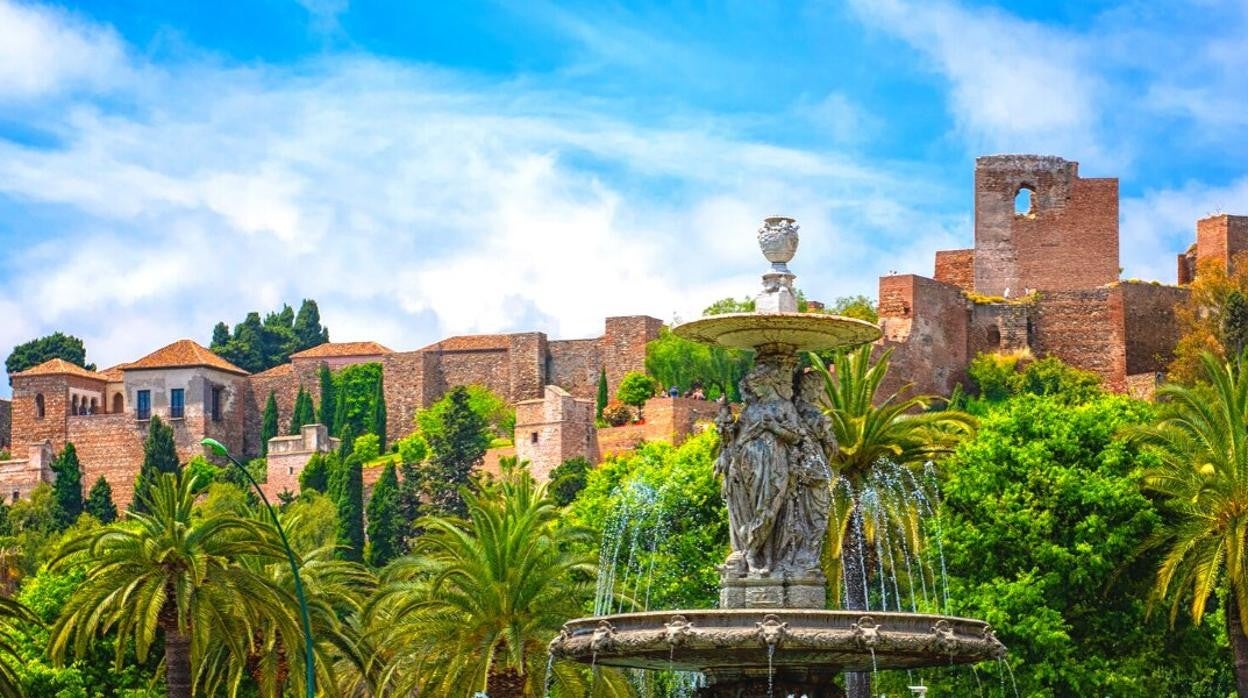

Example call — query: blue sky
[2,0,1248,395]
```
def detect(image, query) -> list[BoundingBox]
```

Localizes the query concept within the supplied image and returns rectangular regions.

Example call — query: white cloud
[1121,178,1248,283]
[0,0,130,100]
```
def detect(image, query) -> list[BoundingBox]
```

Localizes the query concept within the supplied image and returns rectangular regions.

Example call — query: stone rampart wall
[547,339,602,399]
[878,275,970,396]
[1114,283,1188,376]
[934,249,975,291]
[1034,289,1126,391]
[0,400,9,451]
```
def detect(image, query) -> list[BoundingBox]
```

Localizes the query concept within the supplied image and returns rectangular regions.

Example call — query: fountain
[549,216,1006,696]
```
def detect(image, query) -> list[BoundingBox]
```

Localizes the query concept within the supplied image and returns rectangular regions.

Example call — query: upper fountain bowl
[674,312,881,353]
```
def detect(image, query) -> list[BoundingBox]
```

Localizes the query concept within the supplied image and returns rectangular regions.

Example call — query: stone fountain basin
[549,609,1006,674]
[673,313,882,352]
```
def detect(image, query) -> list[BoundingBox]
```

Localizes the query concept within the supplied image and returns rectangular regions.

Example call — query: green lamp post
[200,437,316,697]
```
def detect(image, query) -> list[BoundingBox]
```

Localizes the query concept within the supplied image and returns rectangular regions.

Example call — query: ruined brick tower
[883,155,1188,397]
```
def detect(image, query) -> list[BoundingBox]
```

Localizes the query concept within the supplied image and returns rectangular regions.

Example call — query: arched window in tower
[71,395,79,416]
[1014,185,1035,216]
[987,324,1002,348]
[90,398,98,415]
[35,394,45,420]
[112,393,123,414]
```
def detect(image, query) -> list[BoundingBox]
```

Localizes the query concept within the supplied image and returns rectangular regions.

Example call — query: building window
[530,432,539,444]
[9,492,16,504]
[211,387,223,422]
[34,394,45,420]
[1014,185,1035,215]
[112,393,123,413]
[170,389,185,419]
[137,390,151,420]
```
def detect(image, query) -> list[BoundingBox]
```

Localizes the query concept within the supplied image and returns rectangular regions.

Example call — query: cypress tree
[299,452,329,494]
[261,391,279,456]
[332,377,348,440]
[426,386,490,517]
[596,367,609,420]
[85,476,117,524]
[131,416,179,513]
[318,363,336,434]
[370,374,387,450]
[289,388,315,435]
[398,460,423,550]
[293,299,330,352]
[51,443,84,529]
[366,462,401,567]
[1224,290,1248,363]
[335,454,365,562]
[337,425,356,459]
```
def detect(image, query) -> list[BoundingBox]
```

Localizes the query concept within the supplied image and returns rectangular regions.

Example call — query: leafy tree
[84,476,117,524]
[1128,352,1248,695]
[396,433,427,466]
[904,387,1232,697]
[827,294,879,323]
[397,455,425,551]
[210,300,330,374]
[0,591,36,697]
[337,425,357,459]
[5,332,94,375]
[50,443,84,530]
[299,452,330,494]
[366,462,401,567]
[596,368,609,421]
[1172,253,1248,383]
[352,433,381,463]
[261,391,279,456]
[333,454,365,563]
[131,416,180,514]
[1225,290,1248,363]
[616,372,658,415]
[292,299,330,351]
[969,351,1103,404]
[288,387,315,435]
[702,296,755,315]
[548,456,592,507]
[645,327,752,402]
[317,362,336,434]
[423,386,491,517]
[375,460,596,695]
[370,374,387,449]
[415,385,514,444]
[50,473,291,698]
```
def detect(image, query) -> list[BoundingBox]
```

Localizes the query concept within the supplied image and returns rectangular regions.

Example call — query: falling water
[543,652,554,698]
[767,642,776,698]
[594,482,671,616]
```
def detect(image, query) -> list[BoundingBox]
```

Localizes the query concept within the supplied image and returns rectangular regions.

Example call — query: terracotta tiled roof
[252,363,294,378]
[290,341,393,359]
[125,340,248,375]
[420,335,511,352]
[97,364,128,382]
[11,358,108,381]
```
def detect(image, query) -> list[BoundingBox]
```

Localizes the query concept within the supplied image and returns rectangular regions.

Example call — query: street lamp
[200,437,316,698]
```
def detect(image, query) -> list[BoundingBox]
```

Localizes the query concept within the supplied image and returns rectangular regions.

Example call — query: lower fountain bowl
[549,609,1006,675]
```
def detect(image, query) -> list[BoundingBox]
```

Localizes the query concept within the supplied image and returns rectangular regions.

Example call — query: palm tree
[48,472,292,698]
[1128,352,1248,697]
[810,346,976,698]
[0,594,37,698]
[370,459,597,697]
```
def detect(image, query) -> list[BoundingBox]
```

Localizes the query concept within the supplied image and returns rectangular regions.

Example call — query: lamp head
[200,437,228,457]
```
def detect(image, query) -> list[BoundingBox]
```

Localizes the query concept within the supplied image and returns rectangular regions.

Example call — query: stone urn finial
[757,216,800,273]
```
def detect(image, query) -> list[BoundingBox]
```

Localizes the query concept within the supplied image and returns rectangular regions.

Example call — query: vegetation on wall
[1170,253,1248,383]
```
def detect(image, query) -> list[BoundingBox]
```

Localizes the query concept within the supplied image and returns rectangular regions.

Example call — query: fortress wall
[600,316,663,400]
[68,414,151,510]
[1114,283,1188,376]
[1033,289,1126,391]
[507,333,548,403]
[878,274,970,396]
[934,249,975,291]
[382,351,427,444]
[967,303,1033,357]
[425,349,511,404]
[0,400,9,450]
[11,375,71,454]
[245,366,301,457]
[548,339,602,400]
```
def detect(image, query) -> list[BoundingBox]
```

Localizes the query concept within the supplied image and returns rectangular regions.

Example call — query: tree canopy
[5,332,93,375]
[209,299,329,373]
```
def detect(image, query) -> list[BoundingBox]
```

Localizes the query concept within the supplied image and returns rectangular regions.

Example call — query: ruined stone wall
[0,442,53,504]
[0,400,9,451]
[600,316,663,400]
[507,333,548,403]
[381,351,427,444]
[11,375,71,454]
[1113,283,1188,376]
[547,339,602,399]
[974,155,1118,296]
[967,302,1033,358]
[878,275,971,396]
[1195,215,1248,276]
[1033,289,1126,391]
[934,249,975,291]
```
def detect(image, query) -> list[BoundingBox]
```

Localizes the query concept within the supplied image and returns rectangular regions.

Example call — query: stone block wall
[381,351,428,447]
[594,397,717,461]
[263,424,337,500]
[66,414,147,509]
[11,375,72,454]
[508,333,549,403]
[514,386,598,481]
[1114,283,1188,376]
[547,339,602,399]
[934,249,975,291]
[600,316,663,400]
[0,442,54,504]
[1033,289,1127,391]
[973,155,1119,296]
[968,302,1033,357]
[244,364,302,457]
[1195,214,1248,276]
[0,400,9,451]
[878,274,971,396]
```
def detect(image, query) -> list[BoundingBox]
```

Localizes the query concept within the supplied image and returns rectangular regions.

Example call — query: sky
[2,0,1248,396]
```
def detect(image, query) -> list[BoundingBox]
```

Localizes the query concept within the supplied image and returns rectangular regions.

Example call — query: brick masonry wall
[547,339,602,399]
[66,413,147,509]
[508,333,548,403]
[934,249,975,291]
[428,349,512,403]
[974,155,1119,296]
[967,302,1034,357]
[1034,289,1127,391]
[1114,283,1188,376]
[0,399,9,450]
[600,316,663,400]
[11,375,72,453]
[514,387,598,481]
[878,275,971,396]
[1195,215,1248,276]
[382,351,426,445]
[245,365,301,458]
